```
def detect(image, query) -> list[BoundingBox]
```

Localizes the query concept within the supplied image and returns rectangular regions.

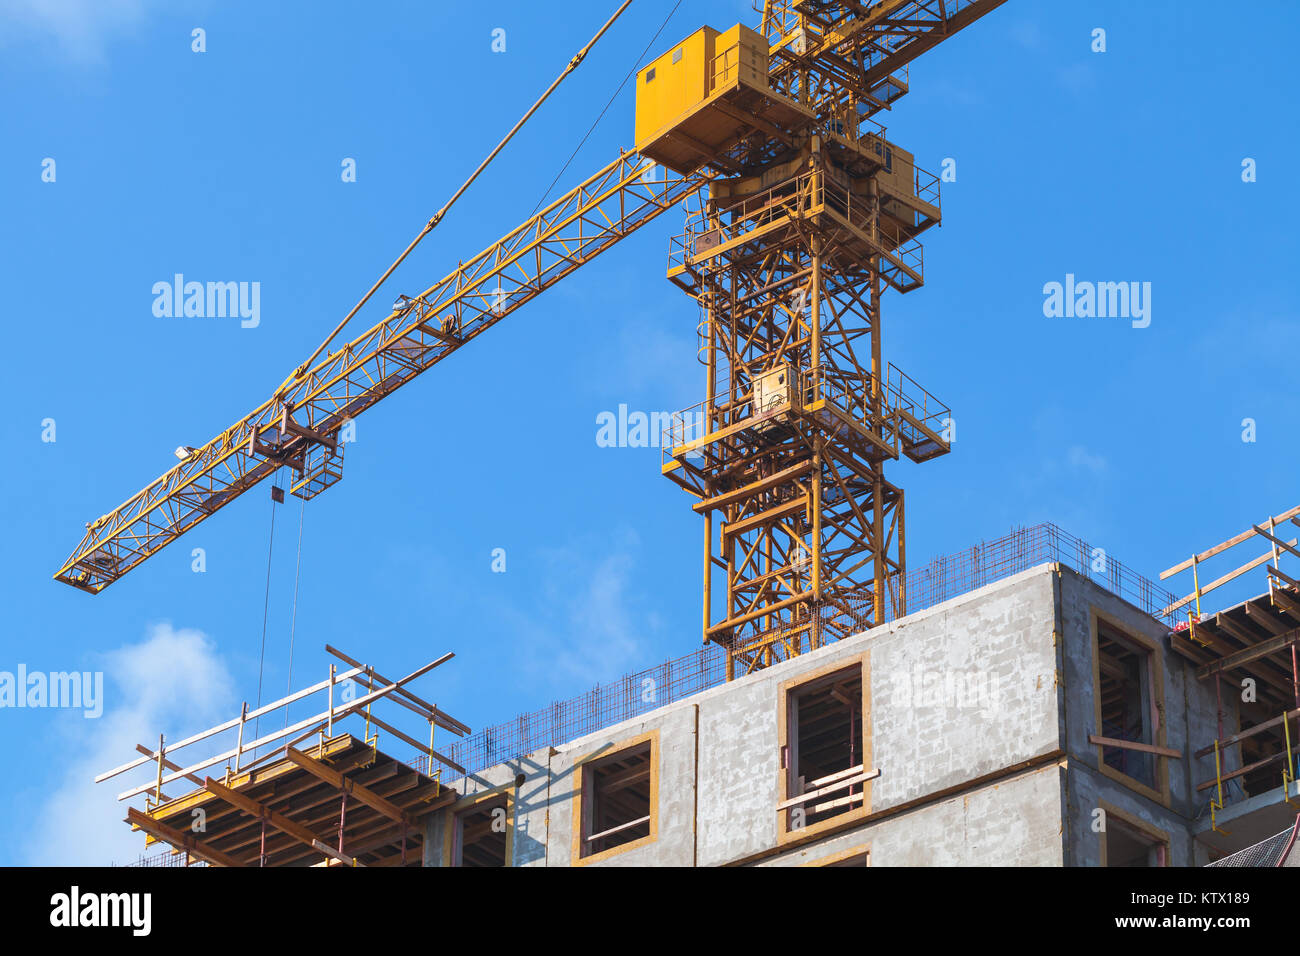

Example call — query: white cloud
[500,528,661,691]
[22,622,234,866]
[563,546,647,679]
[594,308,699,407]
[0,0,167,63]
[1067,445,1108,474]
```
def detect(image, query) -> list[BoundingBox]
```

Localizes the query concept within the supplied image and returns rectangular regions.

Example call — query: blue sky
[1,0,1297,864]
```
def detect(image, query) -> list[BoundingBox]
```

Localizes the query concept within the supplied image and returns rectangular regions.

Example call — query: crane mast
[56,0,1008,661]
[644,0,1005,676]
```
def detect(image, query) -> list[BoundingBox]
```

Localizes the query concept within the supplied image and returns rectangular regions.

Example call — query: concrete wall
[428,705,698,867]
[544,704,699,866]
[755,762,1067,866]
[431,562,1078,866]
[427,562,1238,866]
[424,752,550,867]
[1056,568,1230,867]
[695,563,1062,865]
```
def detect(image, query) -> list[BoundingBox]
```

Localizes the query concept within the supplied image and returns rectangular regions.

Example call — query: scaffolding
[1160,507,1300,834]
[100,646,470,867]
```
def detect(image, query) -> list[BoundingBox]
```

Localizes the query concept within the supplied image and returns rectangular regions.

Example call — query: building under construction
[107,518,1300,867]
[58,3,1300,867]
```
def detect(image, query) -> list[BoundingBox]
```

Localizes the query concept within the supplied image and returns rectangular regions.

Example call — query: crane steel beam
[766,0,1008,115]
[56,153,709,592]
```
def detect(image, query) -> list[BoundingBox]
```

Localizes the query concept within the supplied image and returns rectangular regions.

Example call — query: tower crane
[56,0,1008,679]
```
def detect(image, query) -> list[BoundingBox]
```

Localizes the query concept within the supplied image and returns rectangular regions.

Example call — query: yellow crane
[56,0,1007,677]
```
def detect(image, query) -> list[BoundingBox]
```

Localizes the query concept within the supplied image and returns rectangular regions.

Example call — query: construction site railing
[886,362,949,445]
[659,364,887,469]
[801,365,879,424]
[913,163,940,209]
[669,160,933,294]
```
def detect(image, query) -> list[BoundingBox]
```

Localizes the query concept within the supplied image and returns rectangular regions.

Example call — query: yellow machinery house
[634,24,811,174]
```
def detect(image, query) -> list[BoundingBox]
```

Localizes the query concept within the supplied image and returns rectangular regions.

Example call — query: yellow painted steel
[1284,712,1297,806]
[54,152,707,593]
[713,24,768,90]
[634,23,774,171]
[635,27,718,150]
[1210,739,1231,835]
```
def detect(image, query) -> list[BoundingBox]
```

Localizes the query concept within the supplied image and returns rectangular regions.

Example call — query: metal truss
[57,153,708,592]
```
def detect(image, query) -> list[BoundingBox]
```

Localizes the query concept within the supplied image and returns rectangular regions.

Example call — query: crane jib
[55,153,707,593]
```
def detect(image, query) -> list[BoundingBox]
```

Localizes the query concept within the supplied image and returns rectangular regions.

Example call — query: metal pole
[869,174,885,625]
[154,733,164,805]
[327,663,336,737]
[234,702,247,772]
[338,792,347,856]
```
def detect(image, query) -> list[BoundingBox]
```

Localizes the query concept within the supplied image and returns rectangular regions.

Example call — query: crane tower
[641,4,960,677]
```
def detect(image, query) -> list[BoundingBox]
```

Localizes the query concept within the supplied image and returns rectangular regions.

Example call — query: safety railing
[667,229,694,275]
[671,169,844,270]
[96,649,463,808]
[708,44,746,94]
[821,104,888,147]
[659,398,716,464]
[886,363,949,448]
[661,363,926,468]
[1196,708,1300,833]
[121,849,201,867]
[659,365,868,468]
[914,164,940,209]
[723,169,819,232]
[800,364,885,432]
[857,132,941,214]
[670,158,936,283]
[877,234,924,290]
